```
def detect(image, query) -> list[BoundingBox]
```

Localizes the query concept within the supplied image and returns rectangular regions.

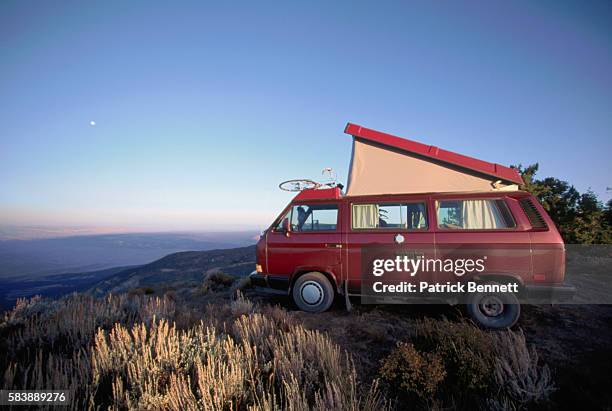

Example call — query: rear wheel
[466,283,521,329]
[292,272,334,313]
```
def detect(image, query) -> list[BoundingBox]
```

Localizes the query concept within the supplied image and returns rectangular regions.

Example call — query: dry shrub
[379,342,446,400]
[230,290,254,316]
[415,318,495,395]
[2,348,93,410]
[201,270,235,293]
[411,318,554,407]
[2,293,384,410]
[2,295,45,324]
[0,293,176,410]
[164,289,177,302]
[260,304,297,331]
[3,293,175,357]
[91,320,217,409]
[128,286,155,296]
[233,276,252,292]
[492,330,555,405]
[92,312,384,410]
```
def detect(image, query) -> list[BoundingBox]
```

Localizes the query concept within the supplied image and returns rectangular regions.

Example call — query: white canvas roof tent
[344,123,524,196]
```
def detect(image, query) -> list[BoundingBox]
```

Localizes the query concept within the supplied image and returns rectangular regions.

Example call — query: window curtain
[461,200,505,229]
[352,204,379,229]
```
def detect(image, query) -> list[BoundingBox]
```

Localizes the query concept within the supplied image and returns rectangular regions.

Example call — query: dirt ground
[520,304,612,409]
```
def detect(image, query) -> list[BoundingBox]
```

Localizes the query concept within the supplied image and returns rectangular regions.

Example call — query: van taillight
[519,198,548,229]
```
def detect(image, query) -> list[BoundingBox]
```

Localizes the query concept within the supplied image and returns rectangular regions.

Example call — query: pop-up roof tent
[344,123,523,196]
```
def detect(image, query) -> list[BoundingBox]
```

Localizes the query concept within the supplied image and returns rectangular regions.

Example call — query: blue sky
[1,0,611,232]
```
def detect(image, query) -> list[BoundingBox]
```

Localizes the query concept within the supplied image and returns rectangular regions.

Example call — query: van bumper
[249,271,290,295]
[524,283,576,303]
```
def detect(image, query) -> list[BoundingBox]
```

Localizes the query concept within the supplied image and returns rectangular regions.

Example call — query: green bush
[128,286,155,296]
[379,342,446,401]
[410,318,554,407]
[234,275,252,289]
[415,319,495,395]
[200,270,235,293]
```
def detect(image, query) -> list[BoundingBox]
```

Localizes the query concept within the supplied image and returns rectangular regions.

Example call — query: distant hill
[0,244,256,310]
[0,231,258,280]
[0,265,135,310]
[88,245,256,296]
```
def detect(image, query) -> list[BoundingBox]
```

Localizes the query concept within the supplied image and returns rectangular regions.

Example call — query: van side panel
[527,196,566,284]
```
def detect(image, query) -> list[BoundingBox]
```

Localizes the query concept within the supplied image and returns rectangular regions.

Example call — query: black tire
[292,272,335,313]
[466,284,521,329]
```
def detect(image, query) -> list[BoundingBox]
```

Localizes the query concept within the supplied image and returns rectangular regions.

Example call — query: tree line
[513,164,611,244]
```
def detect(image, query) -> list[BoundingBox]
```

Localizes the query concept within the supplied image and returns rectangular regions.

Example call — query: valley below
[0,231,257,308]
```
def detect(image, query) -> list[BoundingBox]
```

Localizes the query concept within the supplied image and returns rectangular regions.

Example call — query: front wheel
[466,285,521,329]
[292,272,335,313]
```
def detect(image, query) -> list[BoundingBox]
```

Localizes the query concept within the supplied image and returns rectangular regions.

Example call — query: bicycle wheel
[279,179,320,192]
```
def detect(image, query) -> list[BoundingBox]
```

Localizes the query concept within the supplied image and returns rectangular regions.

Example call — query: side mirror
[281,218,291,236]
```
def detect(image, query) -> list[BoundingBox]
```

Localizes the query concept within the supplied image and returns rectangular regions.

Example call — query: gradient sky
[1,0,611,232]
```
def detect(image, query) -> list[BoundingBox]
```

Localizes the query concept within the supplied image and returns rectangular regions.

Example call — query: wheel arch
[290,268,340,294]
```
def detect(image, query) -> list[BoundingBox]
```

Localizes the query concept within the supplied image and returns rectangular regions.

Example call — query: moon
[89,120,96,126]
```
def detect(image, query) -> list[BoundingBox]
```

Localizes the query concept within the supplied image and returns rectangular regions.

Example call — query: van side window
[351,203,428,230]
[436,199,515,229]
[290,204,338,232]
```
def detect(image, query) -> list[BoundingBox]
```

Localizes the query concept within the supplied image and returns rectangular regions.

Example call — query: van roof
[344,123,524,185]
[292,187,528,202]
[294,187,343,201]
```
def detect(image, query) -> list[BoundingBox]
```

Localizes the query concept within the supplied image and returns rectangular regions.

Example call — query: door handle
[325,243,342,248]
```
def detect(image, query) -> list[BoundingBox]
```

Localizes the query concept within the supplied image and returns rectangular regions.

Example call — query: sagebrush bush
[201,270,235,293]
[230,290,254,316]
[379,342,446,401]
[1,293,385,411]
[128,286,156,296]
[2,293,175,356]
[492,330,555,405]
[92,311,384,409]
[233,275,252,292]
[1,293,177,410]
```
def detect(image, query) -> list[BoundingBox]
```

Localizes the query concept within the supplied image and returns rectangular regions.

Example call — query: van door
[344,197,435,299]
[266,202,342,290]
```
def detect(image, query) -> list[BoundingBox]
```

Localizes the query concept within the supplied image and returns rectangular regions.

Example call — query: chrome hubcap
[301,281,324,305]
[479,296,504,317]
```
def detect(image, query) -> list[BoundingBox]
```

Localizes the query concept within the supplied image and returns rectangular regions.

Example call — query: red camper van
[250,124,575,329]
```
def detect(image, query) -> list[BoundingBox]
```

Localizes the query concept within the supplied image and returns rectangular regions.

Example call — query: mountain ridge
[0,244,256,310]
[88,245,256,296]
